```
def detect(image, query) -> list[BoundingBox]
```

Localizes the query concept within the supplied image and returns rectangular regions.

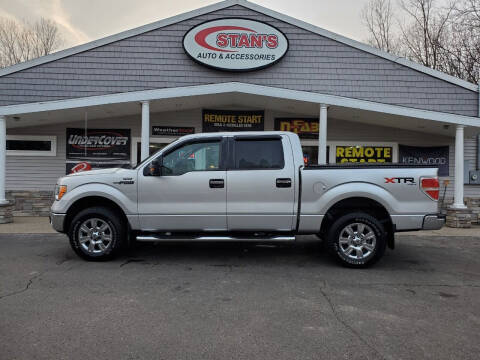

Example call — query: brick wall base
[446,208,473,228]
[466,198,480,225]
[440,197,479,228]
[0,201,14,224]
[6,191,54,217]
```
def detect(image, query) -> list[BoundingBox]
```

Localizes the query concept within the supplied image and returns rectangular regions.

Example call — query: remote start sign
[183,18,289,71]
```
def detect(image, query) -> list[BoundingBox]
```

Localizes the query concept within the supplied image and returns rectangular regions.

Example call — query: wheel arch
[320,197,395,249]
[64,196,128,233]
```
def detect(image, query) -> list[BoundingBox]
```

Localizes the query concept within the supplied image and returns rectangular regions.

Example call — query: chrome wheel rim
[338,222,376,260]
[78,218,113,255]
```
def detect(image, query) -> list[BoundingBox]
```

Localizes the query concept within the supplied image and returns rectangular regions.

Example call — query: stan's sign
[183,18,289,71]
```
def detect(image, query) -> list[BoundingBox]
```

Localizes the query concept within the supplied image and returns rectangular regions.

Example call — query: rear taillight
[420,177,439,201]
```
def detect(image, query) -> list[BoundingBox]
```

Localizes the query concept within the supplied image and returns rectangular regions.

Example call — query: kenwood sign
[183,18,289,71]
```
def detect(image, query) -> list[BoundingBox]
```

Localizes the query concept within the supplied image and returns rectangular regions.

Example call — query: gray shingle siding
[0,5,478,117]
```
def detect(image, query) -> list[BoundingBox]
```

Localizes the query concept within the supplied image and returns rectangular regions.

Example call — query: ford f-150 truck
[50,132,445,267]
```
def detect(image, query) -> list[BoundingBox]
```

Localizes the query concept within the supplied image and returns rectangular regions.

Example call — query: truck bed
[298,164,440,233]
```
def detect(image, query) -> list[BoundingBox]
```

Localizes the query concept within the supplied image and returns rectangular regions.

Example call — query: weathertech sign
[183,18,289,71]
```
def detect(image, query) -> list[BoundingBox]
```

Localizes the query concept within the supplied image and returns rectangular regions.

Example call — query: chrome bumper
[49,212,66,233]
[422,214,445,230]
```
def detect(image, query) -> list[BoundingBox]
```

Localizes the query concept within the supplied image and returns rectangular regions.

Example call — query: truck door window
[162,141,220,176]
[233,139,284,170]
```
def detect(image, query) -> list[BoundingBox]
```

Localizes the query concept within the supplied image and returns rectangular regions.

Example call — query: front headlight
[55,185,67,201]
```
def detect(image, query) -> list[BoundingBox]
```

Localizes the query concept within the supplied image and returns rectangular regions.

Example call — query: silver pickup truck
[50,131,444,267]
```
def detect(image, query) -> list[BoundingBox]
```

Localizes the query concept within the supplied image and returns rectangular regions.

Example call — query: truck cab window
[234,139,284,170]
[162,141,220,176]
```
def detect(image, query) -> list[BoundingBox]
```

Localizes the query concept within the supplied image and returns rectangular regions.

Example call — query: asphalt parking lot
[0,234,479,360]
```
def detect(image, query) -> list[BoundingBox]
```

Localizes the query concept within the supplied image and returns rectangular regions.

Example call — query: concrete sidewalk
[0,217,56,234]
[0,217,479,237]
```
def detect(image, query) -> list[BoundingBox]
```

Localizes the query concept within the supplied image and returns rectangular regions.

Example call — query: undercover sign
[203,109,264,132]
[66,128,130,174]
[274,118,318,139]
[399,145,449,176]
[183,18,289,71]
[67,128,130,159]
[336,145,393,163]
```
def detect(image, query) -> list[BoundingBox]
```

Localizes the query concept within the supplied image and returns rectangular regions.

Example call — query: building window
[6,135,57,156]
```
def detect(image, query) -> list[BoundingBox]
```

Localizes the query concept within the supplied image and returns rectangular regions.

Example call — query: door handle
[276,178,292,188]
[209,179,224,188]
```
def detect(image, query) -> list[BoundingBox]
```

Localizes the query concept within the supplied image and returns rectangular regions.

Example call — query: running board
[136,234,295,242]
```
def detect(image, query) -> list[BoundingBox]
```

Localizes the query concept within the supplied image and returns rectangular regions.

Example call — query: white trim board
[1,82,479,128]
[0,0,477,93]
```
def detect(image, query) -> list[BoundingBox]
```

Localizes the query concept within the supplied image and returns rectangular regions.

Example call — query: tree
[361,0,480,83]
[397,0,455,70]
[443,0,480,82]
[361,0,398,53]
[0,17,63,68]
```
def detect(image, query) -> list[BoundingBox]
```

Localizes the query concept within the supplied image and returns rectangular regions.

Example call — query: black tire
[68,206,126,261]
[326,212,386,268]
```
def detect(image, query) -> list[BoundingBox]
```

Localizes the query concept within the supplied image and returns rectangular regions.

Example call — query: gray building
[0,0,479,225]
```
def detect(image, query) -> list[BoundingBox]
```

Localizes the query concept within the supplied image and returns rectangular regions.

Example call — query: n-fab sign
[183,18,289,71]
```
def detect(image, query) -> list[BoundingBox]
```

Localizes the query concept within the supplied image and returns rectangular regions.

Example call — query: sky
[0,0,373,49]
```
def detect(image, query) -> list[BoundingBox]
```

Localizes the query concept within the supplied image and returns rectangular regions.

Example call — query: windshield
[133,139,181,170]
[133,148,166,170]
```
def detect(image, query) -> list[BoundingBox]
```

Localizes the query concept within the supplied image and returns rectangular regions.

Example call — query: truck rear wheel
[68,206,126,261]
[326,212,386,268]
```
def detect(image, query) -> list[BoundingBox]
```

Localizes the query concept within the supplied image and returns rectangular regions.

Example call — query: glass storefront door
[302,145,318,165]
[301,144,329,165]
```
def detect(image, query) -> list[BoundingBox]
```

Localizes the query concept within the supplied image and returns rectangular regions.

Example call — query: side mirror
[145,160,161,176]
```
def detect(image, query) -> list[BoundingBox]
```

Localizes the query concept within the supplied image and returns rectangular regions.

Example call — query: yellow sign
[274,118,319,139]
[202,110,264,132]
[336,146,392,163]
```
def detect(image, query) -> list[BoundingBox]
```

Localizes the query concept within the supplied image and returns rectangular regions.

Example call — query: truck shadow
[125,237,331,266]
[112,235,431,271]
[44,234,445,271]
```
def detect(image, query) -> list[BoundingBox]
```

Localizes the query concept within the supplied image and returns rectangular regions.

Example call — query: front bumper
[422,214,445,230]
[49,212,66,233]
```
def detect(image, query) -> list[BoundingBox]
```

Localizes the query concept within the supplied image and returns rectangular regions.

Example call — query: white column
[452,125,467,209]
[0,116,7,204]
[318,104,328,164]
[140,101,150,161]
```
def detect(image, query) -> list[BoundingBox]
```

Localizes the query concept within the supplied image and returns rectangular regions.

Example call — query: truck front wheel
[68,206,126,261]
[326,212,386,268]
